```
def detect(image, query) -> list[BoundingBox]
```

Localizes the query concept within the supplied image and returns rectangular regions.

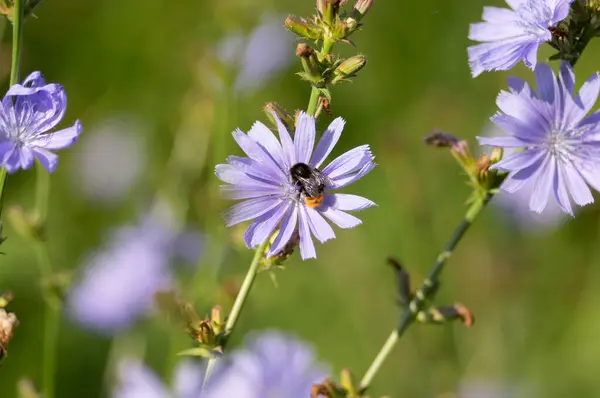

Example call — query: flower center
[543,130,576,162]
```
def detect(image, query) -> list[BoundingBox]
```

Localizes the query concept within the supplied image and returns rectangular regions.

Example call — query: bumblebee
[289,162,331,208]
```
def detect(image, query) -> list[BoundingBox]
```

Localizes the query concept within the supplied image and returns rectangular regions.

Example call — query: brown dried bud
[296,43,315,58]
[0,308,18,359]
[423,130,461,148]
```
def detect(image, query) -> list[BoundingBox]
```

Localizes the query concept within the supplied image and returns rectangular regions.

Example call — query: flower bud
[351,0,373,23]
[0,292,12,309]
[387,257,411,307]
[331,55,367,84]
[284,15,322,40]
[340,369,359,396]
[296,44,323,84]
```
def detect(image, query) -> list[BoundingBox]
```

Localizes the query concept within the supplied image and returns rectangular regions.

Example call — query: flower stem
[202,238,270,389]
[36,242,59,398]
[0,0,24,217]
[358,194,492,393]
[306,38,334,116]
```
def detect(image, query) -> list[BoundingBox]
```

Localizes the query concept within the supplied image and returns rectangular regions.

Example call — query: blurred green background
[2,0,600,397]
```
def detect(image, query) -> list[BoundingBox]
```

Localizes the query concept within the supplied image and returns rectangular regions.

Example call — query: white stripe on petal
[298,205,316,259]
[310,117,345,168]
[224,196,282,227]
[554,165,573,215]
[319,207,362,229]
[294,112,315,164]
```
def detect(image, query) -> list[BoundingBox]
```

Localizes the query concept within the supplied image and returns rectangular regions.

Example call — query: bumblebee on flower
[215,111,376,260]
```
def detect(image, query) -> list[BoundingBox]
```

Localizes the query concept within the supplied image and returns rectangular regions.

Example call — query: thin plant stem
[202,238,270,389]
[0,0,24,217]
[306,38,334,116]
[359,194,492,393]
[36,242,59,398]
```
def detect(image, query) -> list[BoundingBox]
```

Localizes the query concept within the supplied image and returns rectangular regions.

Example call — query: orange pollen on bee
[304,194,324,208]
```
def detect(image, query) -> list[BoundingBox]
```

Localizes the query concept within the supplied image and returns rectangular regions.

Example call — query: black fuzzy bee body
[289,163,331,207]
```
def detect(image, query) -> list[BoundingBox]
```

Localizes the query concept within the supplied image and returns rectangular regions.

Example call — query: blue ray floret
[479,62,600,215]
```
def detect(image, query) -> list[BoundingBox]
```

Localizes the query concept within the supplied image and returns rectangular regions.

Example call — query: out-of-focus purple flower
[204,331,328,398]
[478,62,600,215]
[216,112,376,260]
[214,15,294,95]
[113,358,204,398]
[68,216,203,334]
[71,117,146,205]
[0,71,81,173]
[468,0,574,77]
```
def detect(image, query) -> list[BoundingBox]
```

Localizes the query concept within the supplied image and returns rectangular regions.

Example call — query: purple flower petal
[491,149,545,172]
[530,155,555,213]
[562,161,594,206]
[270,110,296,168]
[310,117,345,168]
[477,135,529,147]
[327,193,376,211]
[231,129,285,178]
[576,72,600,116]
[224,196,282,227]
[243,202,291,248]
[328,162,375,190]
[294,112,315,164]
[553,164,573,215]
[32,148,59,172]
[322,145,373,179]
[298,206,316,259]
[30,120,82,150]
[305,207,335,243]
[482,6,519,22]
[268,205,298,257]
[320,207,362,229]
[247,121,286,173]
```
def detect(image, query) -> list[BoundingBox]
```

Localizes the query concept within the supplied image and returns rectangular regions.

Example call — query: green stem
[570,23,595,67]
[36,243,59,398]
[358,194,492,393]
[202,238,270,389]
[0,0,24,217]
[306,38,334,116]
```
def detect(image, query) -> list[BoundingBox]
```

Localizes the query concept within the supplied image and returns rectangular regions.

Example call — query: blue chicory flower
[0,71,81,173]
[113,358,204,398]
[203,331,329,398]
[479,62,600,215]
[68,215,202,334]
[468,0,574,77]
[215,112,376,260]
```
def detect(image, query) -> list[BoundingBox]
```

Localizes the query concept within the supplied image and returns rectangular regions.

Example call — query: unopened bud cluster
[312,369,389,398]
[0,0,41,22]
[424,130,505,199]
[548,0,600,64]
[285,0,374,105]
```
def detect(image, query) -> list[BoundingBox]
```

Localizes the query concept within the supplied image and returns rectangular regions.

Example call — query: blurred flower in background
[203,330,329,398]
[67,214,203,335]
[71,116,147,205]
[113,358,204,398]
[213,14,294,95]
